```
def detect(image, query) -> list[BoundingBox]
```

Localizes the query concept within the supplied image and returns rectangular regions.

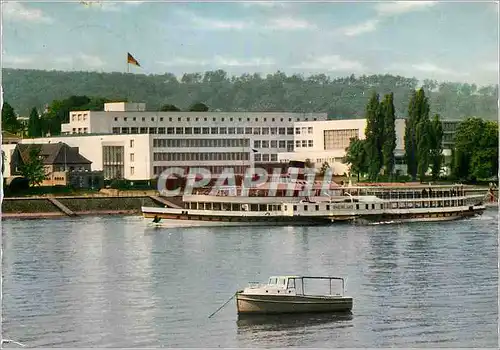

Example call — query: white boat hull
[236,293,353,314]
[147,218,303,228]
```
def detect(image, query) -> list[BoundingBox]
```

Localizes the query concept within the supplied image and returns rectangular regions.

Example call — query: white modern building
[2,102,330,180]
[62,102,328,168]
[2,101,464,182]
[3,133,258,181]
[278,119,407,175]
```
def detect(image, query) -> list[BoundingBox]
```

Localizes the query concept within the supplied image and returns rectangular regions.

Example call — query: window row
[253,140,294,150]
[153,138,250,148]
[112,126,296,135]
[295,127,313,135]
[153,152,250,162]
[254,154,278,162]
[71,127,88,134]
[295,140,314,148]
[71,113,88,122]
[153,165,249,176]
[114,116,319,123]
[315,157,341,165]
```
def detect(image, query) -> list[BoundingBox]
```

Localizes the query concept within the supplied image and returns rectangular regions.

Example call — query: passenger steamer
[141,179,486,226]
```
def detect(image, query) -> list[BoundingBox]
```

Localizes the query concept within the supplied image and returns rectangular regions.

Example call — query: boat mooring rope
[208,293,236,318]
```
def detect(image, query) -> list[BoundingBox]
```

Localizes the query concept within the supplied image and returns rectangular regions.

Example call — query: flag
[127,52,141,67]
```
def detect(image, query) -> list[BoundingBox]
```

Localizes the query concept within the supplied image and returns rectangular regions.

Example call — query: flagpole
[127,62,129,74]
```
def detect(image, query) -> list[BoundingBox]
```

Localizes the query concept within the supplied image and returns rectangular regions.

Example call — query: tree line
[344,88,498,182]
[3,68,498,121]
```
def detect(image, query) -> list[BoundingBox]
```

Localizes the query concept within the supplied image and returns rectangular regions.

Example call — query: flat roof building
[61,102,329,170]
[5,101,463,181]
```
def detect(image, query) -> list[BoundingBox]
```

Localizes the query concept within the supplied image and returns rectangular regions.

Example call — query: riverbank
[0,195,182,220]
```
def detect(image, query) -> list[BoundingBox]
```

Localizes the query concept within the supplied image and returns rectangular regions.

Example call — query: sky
[2,0,499,86]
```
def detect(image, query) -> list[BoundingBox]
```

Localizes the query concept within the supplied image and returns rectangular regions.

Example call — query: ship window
[284,205,287,210]
[287,279,295,289]
[293,205,297,211]
[315,205,319,211]
[365,204,369,210]
[356,204,359,210]
[326,205,330,210]
[278,278,286,285]
[269,278,277,285]
[232,203,239,211]
[304,205,308,211]
[250,204,258,211]
[259,204,267,211]
[372,204,375,209]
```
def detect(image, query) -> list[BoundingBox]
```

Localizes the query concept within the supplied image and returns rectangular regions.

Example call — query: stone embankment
[1,190,183,220]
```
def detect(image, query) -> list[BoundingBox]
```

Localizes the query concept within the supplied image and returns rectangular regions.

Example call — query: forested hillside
[2,68,498,120]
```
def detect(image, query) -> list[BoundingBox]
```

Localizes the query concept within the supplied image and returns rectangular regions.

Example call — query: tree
[79,97,115,111]
[428,114,444,180]
[2,102,20,134]
[2,68,499,121]
[364,92,383,180]
[343,137,368,181]
[452,118,498,181]
[159,104,181,111]
[43,95,93,135]
[405,88,430,180]
[27,107,43,138]
[416,118,431,181]
[19,145,46,187]
[381,92,396,178]
[189,102,209,112]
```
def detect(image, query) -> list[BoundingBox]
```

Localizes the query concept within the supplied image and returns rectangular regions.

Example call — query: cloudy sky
[2,0,499,85]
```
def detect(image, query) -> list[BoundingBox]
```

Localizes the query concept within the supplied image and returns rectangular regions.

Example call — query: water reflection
[2,212,497,348]
[236,311,354,331]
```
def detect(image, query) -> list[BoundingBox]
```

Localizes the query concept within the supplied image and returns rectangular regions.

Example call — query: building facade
[7,142,103,188]
[61,102,328,168]
[11,133,263,180]
[4,101,466,182]
[277,119,407,175]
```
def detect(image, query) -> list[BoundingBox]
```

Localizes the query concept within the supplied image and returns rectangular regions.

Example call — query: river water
[2,209,498,348]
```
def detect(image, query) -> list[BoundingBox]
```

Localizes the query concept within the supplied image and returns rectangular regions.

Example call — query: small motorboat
[236,275,353,315]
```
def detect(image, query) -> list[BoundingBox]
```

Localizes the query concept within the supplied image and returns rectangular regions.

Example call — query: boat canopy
[266,275,347,296]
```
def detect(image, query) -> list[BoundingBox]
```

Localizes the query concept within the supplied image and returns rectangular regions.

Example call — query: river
[2,209,498,347]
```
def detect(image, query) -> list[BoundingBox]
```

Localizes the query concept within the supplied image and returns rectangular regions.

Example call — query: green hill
[2,68,498,120]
